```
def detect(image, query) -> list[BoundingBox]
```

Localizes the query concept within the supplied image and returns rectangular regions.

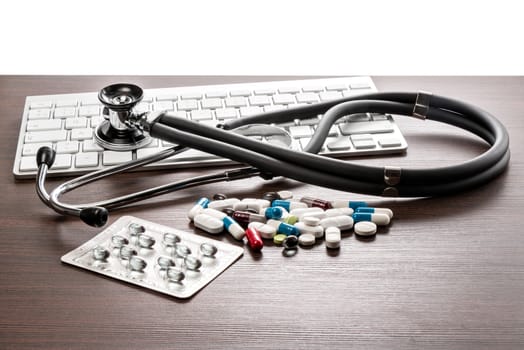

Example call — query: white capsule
[294,221,324,238]
[187,197,210,221]
[207,198,240,211]
[248,221,277,239]
[325,227,341,249]
[233,199,271,213]
[193,213,224,234]
[325,207,354,217]
[201,208,227,219]
[353,212,390,226]
[289,207,324,217]
[319,215,354,231]
[277,190,293,199]
[354,221,377,236]
[298,233,316,246]
[356,207,394,219]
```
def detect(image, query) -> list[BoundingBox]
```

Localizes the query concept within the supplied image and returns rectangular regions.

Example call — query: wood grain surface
[0,76,523,350]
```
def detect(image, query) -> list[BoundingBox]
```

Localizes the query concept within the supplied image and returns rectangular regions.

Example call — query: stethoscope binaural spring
[35,83,510,227]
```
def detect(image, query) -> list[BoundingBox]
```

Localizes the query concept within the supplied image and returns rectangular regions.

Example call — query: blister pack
[61,216,244,298]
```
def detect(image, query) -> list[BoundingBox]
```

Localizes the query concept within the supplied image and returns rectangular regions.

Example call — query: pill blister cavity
[92,246,109,261]
[128,223,145,235]
[184,255,202,271]
[137,234,155,248]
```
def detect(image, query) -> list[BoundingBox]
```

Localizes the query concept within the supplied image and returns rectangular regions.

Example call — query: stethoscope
[35,83,510,227]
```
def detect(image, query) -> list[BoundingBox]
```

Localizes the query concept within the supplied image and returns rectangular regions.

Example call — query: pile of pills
[187,191,394,253]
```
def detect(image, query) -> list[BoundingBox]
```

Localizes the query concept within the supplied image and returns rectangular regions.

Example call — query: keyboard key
[75,152,99,167]
[273,94,295,105]
[378,138,402,148]
[80,96,100,105]
[71,128,93,140]
[54,107,76,118]
[135,103,150,114]
[153,101,174,111]
[90,116,104,128]
[230,90,251,97]
[371,114,389,121]
[254,89,275,95]
[345,113,370,122]
[190,109,213,120]
[103,151,132,165]
[56,141,79,154]
[26,119,62,131]
[20,156,38,171]
[289,125,312,138]
[298,117,321,126]
[326,136,351,151]
[142,94,154,103]
[278,87,300,94]
[240,106,262,117]
[78,105,100,117]
[225,97,247,108]
[206,91,228,98]
[339,120,394,135]
[302,86,323,92]
[215,108,237,120]
[350,83,371,89]
[28,109,51,120]
[25,130,67,143]
[143,139,159,148]
[22,142,52,156]
[30,101,53,109]
[326,84,347,91]
[249,95,271,106]
[201,98,223,109]
[177,100,198,111]
[181,92,202,100]
[65,117,88,129]
[319,91,342,101]
[264,105,287,113]
[350,134,376,149]
[137,147,163,159]
[52,154,72,169]
[83,139,104,152]
[296,92,319,104]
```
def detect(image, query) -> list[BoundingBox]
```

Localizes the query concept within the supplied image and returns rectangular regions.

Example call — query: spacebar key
[339,121,394,135]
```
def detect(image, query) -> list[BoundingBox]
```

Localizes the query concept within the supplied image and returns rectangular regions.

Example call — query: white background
[1,0,523,75]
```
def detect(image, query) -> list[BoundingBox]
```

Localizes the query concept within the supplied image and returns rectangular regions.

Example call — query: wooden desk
[0,76,523,350]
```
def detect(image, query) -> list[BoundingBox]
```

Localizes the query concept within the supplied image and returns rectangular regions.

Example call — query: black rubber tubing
[149,92,509,197]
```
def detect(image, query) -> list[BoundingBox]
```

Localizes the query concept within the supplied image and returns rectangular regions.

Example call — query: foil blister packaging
[61,216,244,299]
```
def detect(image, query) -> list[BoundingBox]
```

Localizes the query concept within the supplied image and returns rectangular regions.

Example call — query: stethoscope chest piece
[95,83,152,151]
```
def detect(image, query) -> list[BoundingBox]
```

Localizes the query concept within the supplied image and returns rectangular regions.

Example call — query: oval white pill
[201,208,227,219]
[298,233,316,246]
[300,211,327,221]
[194,214,224,234]
[354,221,377,236]
[325,227,341,249]
[319,215,353,231]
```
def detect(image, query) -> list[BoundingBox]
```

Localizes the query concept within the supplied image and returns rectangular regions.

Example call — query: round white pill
[354,221,377,236]
[302,216,321,226]
[298,233,316,246]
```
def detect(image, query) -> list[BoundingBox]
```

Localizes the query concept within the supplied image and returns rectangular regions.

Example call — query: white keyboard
[13,77,408,179]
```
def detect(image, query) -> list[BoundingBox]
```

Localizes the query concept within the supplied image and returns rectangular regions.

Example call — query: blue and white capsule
[188,197,210,220]
[355,207,393,219]
[331,200,368,210]
[267,219,300,236]
[352,212,390,226]
[222,216,246,240]
[262,206,285,220]
[271,199,307,212]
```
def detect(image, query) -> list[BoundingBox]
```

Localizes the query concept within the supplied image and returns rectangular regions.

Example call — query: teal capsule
[331,200,368,210]
[271,200,307,212]
[267,219,300,236]
[263,206,284,219]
